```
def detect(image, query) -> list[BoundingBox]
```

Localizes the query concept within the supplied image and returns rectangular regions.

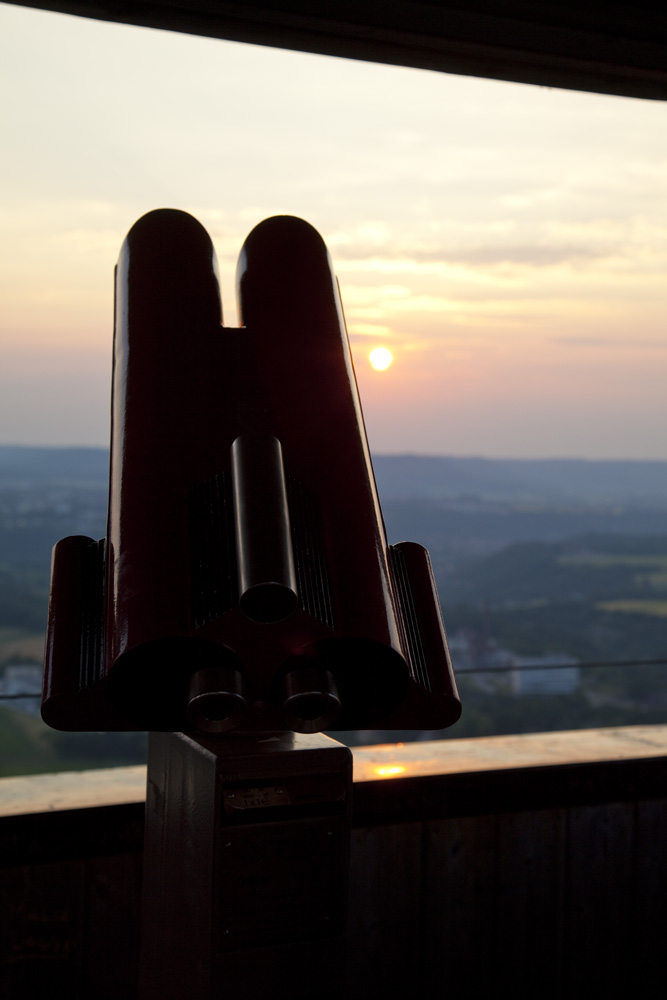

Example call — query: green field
[597,599,667,617]
[0,705,148,778]
[559,554,667,569]
[0,628,44,667]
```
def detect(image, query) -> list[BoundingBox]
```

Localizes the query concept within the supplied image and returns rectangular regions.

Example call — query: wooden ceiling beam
[8,1,667,101]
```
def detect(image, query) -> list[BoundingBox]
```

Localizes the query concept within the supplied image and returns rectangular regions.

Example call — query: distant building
[476,644,514,673]
[511,654,580,696]
[446,631,473,673]
[0,663,42,716]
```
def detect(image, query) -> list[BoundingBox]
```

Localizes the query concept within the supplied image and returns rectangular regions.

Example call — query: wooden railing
[2,725,666,998]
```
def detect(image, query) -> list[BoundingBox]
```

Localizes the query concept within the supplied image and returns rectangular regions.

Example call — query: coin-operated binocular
[42,210,461,735]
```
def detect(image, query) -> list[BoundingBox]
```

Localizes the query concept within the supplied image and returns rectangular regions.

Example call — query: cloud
[348,324,394,341]
[337,242,604,269]
[553,336,667,351]
[419,245,602,267]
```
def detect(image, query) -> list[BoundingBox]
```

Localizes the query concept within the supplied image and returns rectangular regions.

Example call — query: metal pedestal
[140,731,352,999]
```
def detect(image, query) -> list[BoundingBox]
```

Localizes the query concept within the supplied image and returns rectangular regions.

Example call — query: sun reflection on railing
[374,765,407,777]
[352,741,415,781]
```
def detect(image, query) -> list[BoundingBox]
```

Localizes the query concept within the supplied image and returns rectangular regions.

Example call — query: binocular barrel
[42,210,461,734]
[231,433,299,624]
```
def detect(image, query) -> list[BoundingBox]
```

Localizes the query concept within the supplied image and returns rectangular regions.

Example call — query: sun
[369,347,393,370]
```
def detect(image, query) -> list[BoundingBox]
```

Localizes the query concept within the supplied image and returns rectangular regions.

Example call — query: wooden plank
[0,785,662,997]
[0,803,144,868]
[82,853,142,1000]
[352,725,667,782]
[353,757,667,825]
[0,729,665,999]
[495,808,566,999]
[1,726,666,820]
[0,860,85,996]
[565,801,635,995]
[420,814,498,998]
[0,766,147,817]
[346,823,422,1000]
[633,798,667,988]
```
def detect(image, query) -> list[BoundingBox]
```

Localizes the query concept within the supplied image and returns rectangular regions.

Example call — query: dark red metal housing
[42,210,461,734]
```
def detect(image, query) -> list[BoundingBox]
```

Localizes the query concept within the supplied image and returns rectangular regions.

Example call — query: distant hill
[0,446,109,487]
[5,445,667,507]
[372,455,667,505]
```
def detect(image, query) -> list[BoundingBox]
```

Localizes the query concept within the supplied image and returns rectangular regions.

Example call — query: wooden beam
[2,725,666,819]
[8,1,667,100]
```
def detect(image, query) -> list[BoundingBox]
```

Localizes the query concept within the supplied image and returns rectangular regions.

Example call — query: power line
[0,692,42,700]
[456,656,667,674]
[2,656,667,702]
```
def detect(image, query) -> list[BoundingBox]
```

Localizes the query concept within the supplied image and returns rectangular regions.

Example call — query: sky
[2,3,667,458]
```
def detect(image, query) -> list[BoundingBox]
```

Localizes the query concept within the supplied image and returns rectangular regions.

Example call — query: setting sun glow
[369,348,393,371]
[4,6,667,457]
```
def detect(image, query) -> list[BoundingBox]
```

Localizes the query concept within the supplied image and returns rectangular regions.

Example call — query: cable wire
[456,656,667,674]
[3,656,667,701]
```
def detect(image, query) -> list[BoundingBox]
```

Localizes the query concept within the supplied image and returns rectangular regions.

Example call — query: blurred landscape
[2,445,667,775]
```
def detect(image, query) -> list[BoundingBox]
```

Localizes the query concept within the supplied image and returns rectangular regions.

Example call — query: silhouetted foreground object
[42,210,461,734]
[140,730,352,1000]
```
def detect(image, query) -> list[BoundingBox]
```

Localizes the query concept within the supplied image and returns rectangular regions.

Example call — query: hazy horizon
[6,441,667,465]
